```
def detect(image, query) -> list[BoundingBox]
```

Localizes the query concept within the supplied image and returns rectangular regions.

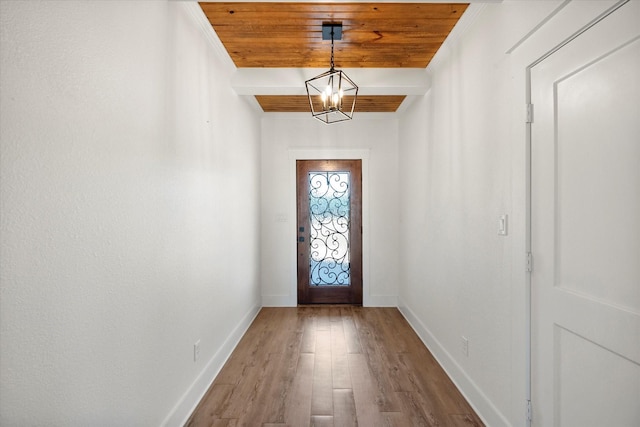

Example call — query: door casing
[288,149,370,306]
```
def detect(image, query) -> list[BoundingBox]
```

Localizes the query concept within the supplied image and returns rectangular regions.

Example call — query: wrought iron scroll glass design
[308,171,351,286]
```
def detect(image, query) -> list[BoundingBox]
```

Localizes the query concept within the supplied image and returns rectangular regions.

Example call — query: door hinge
[526,399,532,422]
[526,252,533,273]
[526,103,534,123]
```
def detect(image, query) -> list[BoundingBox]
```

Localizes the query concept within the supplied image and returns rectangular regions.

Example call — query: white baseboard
[161,303,262,427]
[397,297,510,427]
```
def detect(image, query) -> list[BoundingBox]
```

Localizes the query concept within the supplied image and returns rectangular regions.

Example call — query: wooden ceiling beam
[230,67,431,96]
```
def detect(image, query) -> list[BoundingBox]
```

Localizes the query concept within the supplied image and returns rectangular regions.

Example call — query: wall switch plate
[194,340,201,362]
[498,214,508,236]
[461,336,469,357]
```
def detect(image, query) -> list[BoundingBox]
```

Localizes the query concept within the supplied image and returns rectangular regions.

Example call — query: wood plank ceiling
[199,2,468,113]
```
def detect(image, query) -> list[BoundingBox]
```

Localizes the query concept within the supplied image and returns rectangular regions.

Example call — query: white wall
[260,116,399,307]
[398,1,621,426]
[0,2,261,426]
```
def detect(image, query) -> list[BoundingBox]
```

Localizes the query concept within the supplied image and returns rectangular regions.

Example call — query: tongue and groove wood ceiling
[199,2,468,113]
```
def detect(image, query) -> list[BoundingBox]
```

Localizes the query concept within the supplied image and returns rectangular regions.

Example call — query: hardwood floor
[186,307,483,427]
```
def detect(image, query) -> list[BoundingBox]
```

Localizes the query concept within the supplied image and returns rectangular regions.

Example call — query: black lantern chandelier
[305,23,358,124]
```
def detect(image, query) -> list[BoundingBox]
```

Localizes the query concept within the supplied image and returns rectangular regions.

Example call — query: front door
[296,160,362,304]
[530,2,640,425]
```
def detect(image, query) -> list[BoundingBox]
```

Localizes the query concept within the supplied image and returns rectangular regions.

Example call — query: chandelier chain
[330,26,335,70]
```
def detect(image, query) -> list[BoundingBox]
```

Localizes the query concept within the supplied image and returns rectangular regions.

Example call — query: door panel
[531,2,640,425]
[296,160,362,304]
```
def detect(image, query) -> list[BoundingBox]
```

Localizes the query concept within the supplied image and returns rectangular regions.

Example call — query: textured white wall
[398,1,622,426]
[260,117,399,307]
[0,2,261,426]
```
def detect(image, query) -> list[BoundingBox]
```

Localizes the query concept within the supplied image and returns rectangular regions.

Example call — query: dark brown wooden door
[296,160,362,304]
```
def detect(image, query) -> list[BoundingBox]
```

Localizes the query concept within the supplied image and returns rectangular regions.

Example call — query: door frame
[524,2,629,425]
[288,149,370,306]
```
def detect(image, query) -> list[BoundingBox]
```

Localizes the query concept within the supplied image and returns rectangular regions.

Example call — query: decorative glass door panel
[297,160,362,304]
[309,171,350,286]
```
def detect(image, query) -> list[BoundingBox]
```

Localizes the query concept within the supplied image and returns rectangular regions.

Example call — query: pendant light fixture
[305,23,358,124]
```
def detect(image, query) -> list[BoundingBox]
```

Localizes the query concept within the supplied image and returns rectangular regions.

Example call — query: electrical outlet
[194,340,201,362]
[461,336,469,357]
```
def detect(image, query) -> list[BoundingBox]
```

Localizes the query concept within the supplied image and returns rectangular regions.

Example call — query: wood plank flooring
[186,307,483,427]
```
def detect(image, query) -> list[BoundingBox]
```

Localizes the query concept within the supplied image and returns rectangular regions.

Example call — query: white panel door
[531,2,640,426]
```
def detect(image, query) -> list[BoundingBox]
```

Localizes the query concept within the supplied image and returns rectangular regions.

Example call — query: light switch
[498,214,508,236]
